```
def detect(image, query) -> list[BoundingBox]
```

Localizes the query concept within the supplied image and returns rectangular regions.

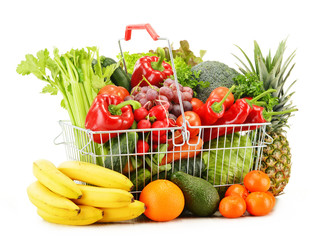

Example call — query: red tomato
[98,85,130,100]
[176,111,201,137]
[246,192,274,216]
[243,170,271,192]
[219,195,246,218]
[191,98,204,112]
[207,87,234,109]
[225,184,249,200]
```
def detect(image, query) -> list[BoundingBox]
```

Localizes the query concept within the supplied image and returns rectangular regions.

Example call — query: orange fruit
[139,179,185,222]
[219,195,246,218]
[265,191,276,208]
[246,192,274,216]
[225,184,249,200]
[243,170,271,192]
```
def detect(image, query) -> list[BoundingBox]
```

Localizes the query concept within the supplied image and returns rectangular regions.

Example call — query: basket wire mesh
[55,120,271,193]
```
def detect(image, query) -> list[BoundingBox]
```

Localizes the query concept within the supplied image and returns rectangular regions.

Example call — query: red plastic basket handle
[125,24,160,41]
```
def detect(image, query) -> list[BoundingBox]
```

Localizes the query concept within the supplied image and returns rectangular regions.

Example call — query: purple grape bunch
[127,78,194,117]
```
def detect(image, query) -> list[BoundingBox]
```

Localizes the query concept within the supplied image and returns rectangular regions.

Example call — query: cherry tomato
[134,107,149,122]
[137,119,151,132]
[136,140,150,155]
[176,111,201,137]
[98,85,130,100]
[225,184,249,200]
[149,105,167,121]
[191,98,204,112]
[243,170,271,192]
[219,195,246,218]
[246,192,274,216]
[207,87,234,109]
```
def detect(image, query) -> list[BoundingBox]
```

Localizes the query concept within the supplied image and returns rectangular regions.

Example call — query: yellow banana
[98,200,145,223]
[33,159,82,199]
[27,181,80,217]
[58,161,133,191]
[73,184,134,208]
[37,205,103,226]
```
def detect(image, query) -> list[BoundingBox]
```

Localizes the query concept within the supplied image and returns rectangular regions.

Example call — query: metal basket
[55,120,271,193]
[54,24,272,193]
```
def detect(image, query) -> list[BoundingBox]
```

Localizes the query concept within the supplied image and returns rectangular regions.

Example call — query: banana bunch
[27,159,145,225]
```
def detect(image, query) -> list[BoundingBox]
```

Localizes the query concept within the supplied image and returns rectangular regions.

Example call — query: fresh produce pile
[18,35,298,224]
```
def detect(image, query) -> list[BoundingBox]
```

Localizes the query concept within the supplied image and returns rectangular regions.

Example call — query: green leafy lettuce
[202,133,254,186]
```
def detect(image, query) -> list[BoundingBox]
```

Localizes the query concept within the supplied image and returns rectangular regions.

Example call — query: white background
[1,0,315,239]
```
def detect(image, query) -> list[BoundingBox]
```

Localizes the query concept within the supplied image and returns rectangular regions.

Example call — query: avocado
[170,171,220,217]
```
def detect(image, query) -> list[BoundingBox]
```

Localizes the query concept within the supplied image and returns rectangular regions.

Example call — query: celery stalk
[16,47,117,166]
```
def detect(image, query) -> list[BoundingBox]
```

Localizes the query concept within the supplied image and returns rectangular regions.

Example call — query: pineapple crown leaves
[232,39,298,132]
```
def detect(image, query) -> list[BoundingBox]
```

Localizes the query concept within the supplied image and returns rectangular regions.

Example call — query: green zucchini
[102,57,131,91]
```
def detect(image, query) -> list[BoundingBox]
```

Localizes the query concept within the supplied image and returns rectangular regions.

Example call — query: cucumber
[102,57,131,91]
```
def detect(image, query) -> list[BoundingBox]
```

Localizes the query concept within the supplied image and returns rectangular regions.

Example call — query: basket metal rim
[57,120,270,134]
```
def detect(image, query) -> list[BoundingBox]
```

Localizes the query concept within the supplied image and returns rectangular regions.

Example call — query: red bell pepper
[196,85,235,125]
[131,47,173,88]
[203,89,276,141]
[243,105,298,131]
[206,86,235,110]
[85,94,141,144]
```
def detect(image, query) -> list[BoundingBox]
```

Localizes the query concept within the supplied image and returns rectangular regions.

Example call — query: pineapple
[234,39,298,196]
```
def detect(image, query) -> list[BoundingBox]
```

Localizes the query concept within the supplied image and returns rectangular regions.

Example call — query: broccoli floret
[192,61,240,102]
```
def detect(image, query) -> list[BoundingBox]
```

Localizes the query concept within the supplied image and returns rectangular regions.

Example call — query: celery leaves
[16,47,114,128]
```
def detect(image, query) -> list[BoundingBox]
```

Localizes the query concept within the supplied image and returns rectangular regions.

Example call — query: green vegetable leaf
[91,62,118,90]
[41,84,58,95]
[60,99,66,109]
[16,52,49,81]
[233,73,278,111]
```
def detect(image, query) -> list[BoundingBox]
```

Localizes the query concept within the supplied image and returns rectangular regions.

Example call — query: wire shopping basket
[54,24,272,193]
